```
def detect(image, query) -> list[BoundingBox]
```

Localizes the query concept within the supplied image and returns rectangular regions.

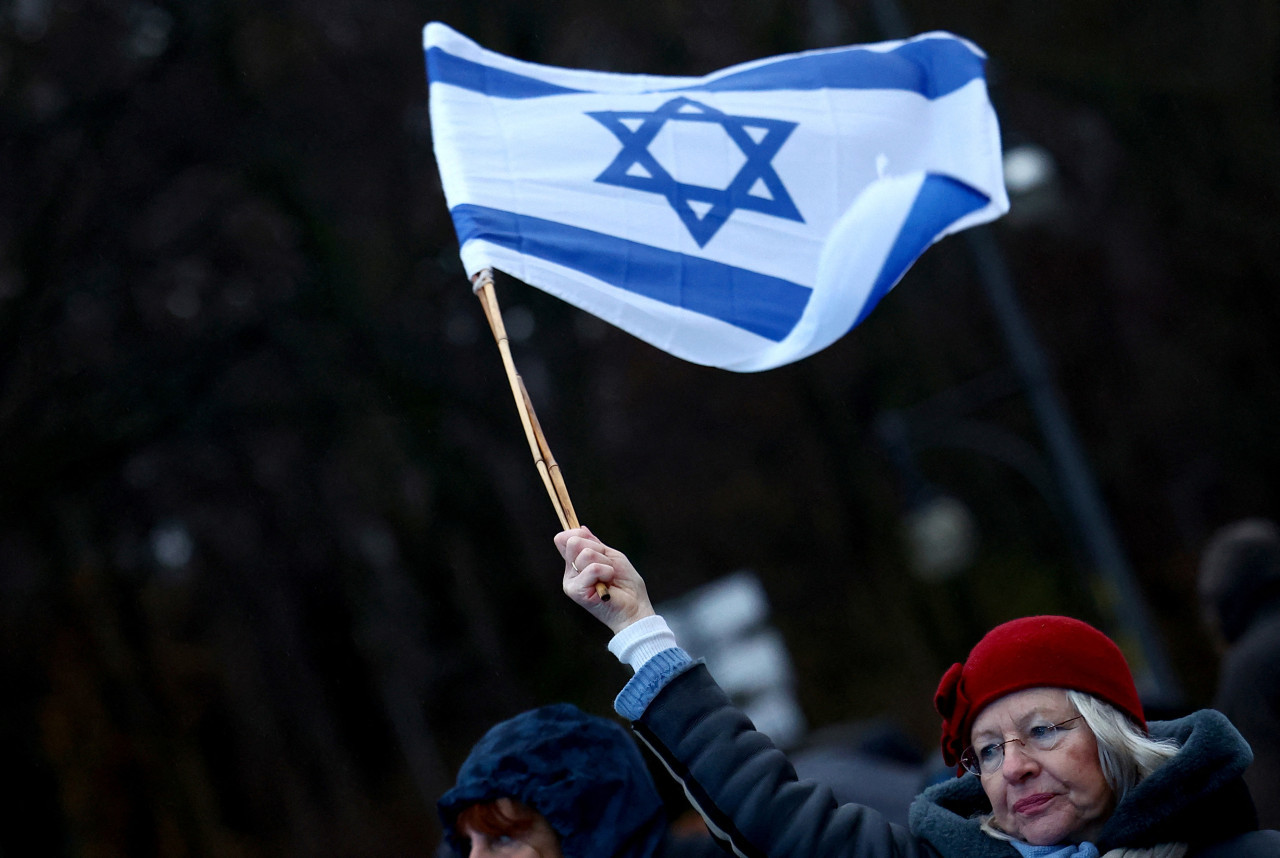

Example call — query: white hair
[1065,690,1180,803]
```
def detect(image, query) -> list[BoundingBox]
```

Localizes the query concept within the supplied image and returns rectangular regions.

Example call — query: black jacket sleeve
[632,664,941,858]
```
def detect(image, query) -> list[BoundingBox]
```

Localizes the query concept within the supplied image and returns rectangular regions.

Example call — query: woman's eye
[1027,725,1053,741]
[978,744,1001,761]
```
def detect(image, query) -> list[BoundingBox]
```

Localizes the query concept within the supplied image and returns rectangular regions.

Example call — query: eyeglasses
[960,715,1084,776]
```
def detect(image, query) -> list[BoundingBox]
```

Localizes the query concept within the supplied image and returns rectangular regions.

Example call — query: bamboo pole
[472,268,608,601]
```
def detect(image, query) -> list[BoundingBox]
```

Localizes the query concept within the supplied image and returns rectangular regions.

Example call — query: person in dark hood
[557,526,1280,858]
[437,703,717,858]
[1199,518,1280,829]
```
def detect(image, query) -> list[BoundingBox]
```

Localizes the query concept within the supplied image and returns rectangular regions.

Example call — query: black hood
[438,704,665,858]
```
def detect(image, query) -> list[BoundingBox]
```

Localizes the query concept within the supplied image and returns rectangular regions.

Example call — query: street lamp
[1002,143,1063,228]
[866,0,1182,707]
[877,411,977,583]
[802,0,1185,711]
[962,223,1183,709]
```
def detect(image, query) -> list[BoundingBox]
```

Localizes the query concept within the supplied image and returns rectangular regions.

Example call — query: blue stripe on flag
[849,174,990,331]
[680,40,984,99]
[450,204,811,342]
[426,47,585,98]
[427,39,983,101]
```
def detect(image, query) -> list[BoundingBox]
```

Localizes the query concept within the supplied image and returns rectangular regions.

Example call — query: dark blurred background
[2,0,1278,854]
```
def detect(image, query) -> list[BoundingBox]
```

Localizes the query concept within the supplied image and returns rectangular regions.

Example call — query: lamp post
[961,226,1183,709]
[854,0,1184,710]
[876,411,978,584]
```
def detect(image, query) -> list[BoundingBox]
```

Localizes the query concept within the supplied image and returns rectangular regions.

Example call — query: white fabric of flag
[425,22,1008,372]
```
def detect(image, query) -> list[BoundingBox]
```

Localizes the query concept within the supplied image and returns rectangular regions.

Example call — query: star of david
[587,96,804,247]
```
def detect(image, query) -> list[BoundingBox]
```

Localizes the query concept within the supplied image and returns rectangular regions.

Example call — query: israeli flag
[425,22,1008,372]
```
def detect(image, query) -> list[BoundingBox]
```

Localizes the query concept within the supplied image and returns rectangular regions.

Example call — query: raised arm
[554,528,930,858]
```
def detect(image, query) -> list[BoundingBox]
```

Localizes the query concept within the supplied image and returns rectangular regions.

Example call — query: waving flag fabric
[425,22,1008,372]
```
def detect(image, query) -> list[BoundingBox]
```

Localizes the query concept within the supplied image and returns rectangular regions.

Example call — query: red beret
[933,615,1146,771]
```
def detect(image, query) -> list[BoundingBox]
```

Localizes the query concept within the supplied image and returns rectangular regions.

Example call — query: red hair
[455,798,540,841]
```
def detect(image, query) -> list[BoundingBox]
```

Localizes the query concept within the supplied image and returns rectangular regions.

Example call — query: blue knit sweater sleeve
[613,647,695,721]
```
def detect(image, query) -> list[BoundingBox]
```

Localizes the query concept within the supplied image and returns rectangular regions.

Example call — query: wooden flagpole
[472,268,608,601]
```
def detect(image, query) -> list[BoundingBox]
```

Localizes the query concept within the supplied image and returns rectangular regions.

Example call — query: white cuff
[607,614,679,673]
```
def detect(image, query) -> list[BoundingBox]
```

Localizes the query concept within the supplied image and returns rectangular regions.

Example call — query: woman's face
[970,687,1114,846]
[458,798,563,858]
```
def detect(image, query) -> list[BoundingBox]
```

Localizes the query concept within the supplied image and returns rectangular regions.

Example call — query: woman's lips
[1013,793,1056,814]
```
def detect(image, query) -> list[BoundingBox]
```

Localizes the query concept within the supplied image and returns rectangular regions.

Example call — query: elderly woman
[556,527,1280,858]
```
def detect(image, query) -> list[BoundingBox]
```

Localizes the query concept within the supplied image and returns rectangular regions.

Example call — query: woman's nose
[1000,739,1038,778]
